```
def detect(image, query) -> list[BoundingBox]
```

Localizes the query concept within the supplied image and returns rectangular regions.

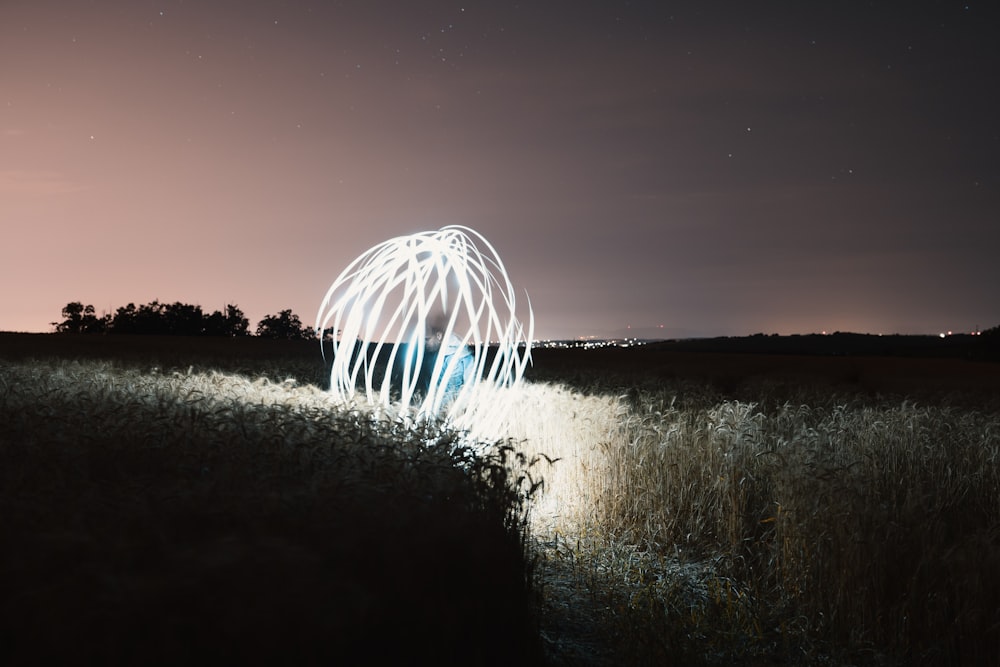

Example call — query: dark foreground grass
[0,359,543,666]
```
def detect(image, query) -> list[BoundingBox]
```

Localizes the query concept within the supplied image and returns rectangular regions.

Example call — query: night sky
[3,1,998,339]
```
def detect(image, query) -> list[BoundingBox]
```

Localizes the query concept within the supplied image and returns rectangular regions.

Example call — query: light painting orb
[316,225,533,424]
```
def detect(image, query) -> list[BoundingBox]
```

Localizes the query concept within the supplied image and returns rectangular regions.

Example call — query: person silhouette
[425,314,475,409]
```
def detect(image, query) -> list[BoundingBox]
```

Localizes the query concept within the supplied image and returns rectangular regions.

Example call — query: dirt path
[532,537,621,667]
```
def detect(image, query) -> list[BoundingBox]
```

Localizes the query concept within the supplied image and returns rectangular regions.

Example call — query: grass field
[2,332,999,665]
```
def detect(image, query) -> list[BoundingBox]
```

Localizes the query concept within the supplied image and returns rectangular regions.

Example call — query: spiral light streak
[316,226,533,425]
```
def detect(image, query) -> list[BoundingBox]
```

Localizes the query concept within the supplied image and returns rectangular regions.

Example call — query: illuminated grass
[495,381,1000,665]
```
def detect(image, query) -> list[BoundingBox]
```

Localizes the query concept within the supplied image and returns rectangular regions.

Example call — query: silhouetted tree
[108,301,176,335]
[983,324,999,337]
[60,300,312,338]
[256,309,313,340]
[204,305,250,337]
[129,301,162,334]
[53,302,108,334]
[109,303,139,333]
[53,302,86,333]
[161,302,204,335]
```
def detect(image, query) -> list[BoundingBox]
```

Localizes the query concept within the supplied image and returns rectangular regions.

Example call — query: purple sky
[3,1,998,339]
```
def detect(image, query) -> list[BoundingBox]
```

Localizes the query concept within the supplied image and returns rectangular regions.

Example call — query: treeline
[52,301,316,340]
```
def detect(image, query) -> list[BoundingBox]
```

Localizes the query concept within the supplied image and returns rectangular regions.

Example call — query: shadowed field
[526,342,1000,399]
[0,350,542,665]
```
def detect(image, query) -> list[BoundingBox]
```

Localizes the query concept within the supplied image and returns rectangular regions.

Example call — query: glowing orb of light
[316,225,533,424]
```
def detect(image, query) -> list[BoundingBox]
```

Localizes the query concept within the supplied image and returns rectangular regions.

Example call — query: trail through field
[534,537,619,667]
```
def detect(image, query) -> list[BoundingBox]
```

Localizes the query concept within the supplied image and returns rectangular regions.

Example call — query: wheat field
[482,377,1000,665]
[0,358,542,665]
[1,335,998,665]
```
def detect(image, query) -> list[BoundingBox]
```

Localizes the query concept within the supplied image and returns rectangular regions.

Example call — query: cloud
[0,170,88,195]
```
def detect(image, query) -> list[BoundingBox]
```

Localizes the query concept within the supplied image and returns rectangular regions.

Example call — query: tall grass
[486,381,1000,664]
[3,336,998,664]
[0,359,543,666]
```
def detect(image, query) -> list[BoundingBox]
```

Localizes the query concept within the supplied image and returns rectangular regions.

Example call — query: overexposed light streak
[316,226,533,426]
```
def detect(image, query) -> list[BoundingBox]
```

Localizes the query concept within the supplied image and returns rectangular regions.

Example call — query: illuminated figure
[425,312,475,407]
[316,225,533,424]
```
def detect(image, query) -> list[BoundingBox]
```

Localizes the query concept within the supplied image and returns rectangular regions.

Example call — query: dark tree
[53,302,108,334]
[160,302,203,335]
[61,300,314,338]
[110,301,169,335]
[110,303,139,334]
[135,301,167,334]
[256,310,313,340]
[225,305,250,336]
[53,302,86,333]
[204,304,250,337]
[104,300,250,336]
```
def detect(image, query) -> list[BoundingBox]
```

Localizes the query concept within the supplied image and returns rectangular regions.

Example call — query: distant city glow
[535,338,647,349]
[316,226,533,425]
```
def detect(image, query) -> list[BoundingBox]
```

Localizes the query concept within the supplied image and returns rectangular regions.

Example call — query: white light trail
[316,226,533,426]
